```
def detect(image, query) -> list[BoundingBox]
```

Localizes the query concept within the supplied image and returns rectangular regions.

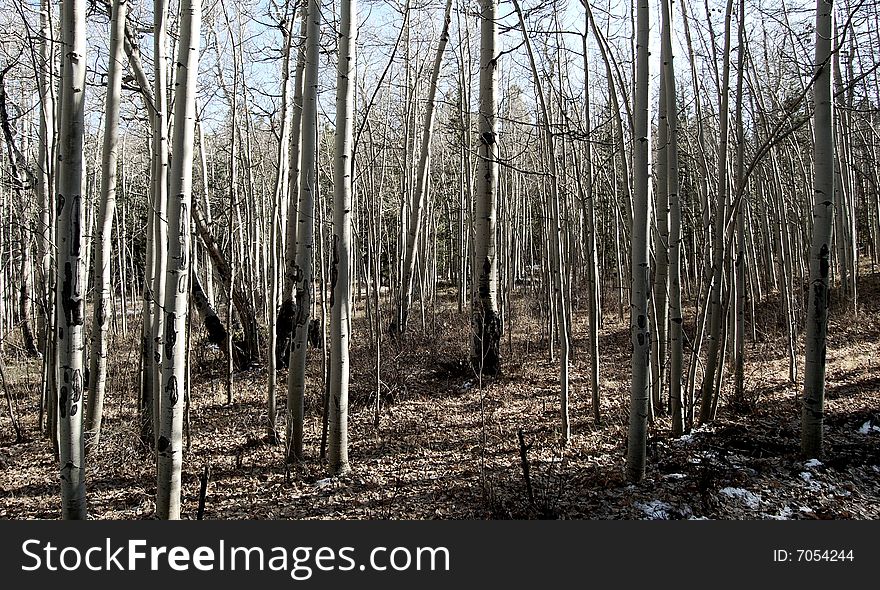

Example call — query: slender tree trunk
[802,0,834,458]
[512,0,569,442]
[277,6,308,368]
[472,0,502,377]
[732,0,747,407]
[56,0,88,519]
[157,0,200,519]
[328,0,356,475]
[393,0,453,336]
[699,0,735,424]
[85,0,127,454]
[662,0,684,436]
[287,0,320,463]
[37,0,55,357]
[268,12,295,443]
[627,0,651,483]
[579,23,600,423]
[653,38,670,417]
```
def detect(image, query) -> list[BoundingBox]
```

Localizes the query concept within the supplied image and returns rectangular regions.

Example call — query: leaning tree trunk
[156,0,200,520]
[393,0,453,336]
[56,0,88,520]
[626,0,651,483]
[190,272,239,364]
[802,0,834,458]
[192,201,259,369]
[85,0,127,454]
[286,0,320,463]
[471,0,502,377]
[328,0,356,476]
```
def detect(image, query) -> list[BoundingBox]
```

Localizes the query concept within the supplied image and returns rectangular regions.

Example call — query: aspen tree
[512,0,569,442]
[627,0,651,483]
[287,0,320,462]
[580,20,600,425]
[394,0,453,336]
[36,0,56,441]
[662,0,684,436]
[85,0,127,454]
[275,3,308,367]
[36,0,55,356]
[732,0,747,407]
[329,0,356,475]
[157,0,201,519]
[699,0,735,424]
[802,0,833,458]
[472,0,502,377]
[269,12,294,443]
[56,0,88,519]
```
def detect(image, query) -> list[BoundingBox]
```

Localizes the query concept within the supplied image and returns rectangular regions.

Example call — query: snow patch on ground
[663,473,687,480]
[720,487,761,509]
[804,458,823,469]
[764,505,794,520]
[858,421,880,434]
[636,500,673,520]
[315,478,333,488]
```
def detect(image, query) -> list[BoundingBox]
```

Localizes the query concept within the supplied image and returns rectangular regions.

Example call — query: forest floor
[1,272,879,520]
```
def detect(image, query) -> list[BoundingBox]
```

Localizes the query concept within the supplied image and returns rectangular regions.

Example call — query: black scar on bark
[62,262,74,326]
[95,300,106,328]
[71,369,83,403]
[59,385,68,419]
[819,244,829,279]
[157,436,170,453]
[166,375,179,407]
[329,235,340,309]
[164,315,177,360]
[275,300,296,368]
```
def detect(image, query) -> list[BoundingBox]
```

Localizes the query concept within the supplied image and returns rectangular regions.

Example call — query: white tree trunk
[802,0,834,458]
[277,7,308,368]
[85,0,127,454]
[472,0,502,376]
[627,0,651,483]
[56,0,88,519]
[394,0,453,335]
[268,12,295,443]
[329,0,356,476]
[286,0,320,463]
[156,0,201,519]
[662,0,683,436]
[698,0,735,424]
